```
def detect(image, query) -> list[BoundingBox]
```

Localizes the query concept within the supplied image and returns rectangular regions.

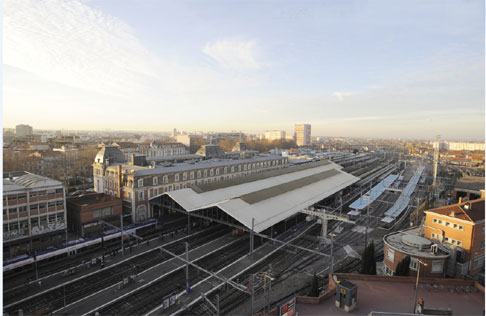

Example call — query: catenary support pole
[120,213,124,256]
[250,218,255,259]
[185,242,190,293]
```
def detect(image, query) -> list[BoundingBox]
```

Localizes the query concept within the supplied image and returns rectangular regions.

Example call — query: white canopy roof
[151,161,359,233]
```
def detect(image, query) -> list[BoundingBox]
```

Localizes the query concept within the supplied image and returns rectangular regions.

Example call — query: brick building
[383,228,450,278]
[66,193,123,237]
[424,198,485,276]
[93,145,288,223]
[3,172,67,260]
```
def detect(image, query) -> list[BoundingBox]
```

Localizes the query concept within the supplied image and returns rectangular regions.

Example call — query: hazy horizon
[3,0,485,141]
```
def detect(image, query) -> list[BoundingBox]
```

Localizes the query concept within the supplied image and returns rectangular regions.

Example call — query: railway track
[95,234,261,316]
[4,225,230,316]
[4,217,188,288]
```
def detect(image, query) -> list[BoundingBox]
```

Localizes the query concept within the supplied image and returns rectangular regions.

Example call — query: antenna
[433,135,440,186]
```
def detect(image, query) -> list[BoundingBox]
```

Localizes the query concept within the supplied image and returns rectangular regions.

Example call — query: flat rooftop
[384,227,449,259]
[297,279,484,316]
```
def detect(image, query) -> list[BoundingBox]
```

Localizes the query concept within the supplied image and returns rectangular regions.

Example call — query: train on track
[3,219,160,273]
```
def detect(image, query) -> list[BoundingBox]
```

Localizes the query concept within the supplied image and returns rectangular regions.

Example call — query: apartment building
[264,130,286,141]
[140,141,188,158]
[3,172,67,259]
[294,124,311,146]
[93,145,288,223]
[424,198,485,276]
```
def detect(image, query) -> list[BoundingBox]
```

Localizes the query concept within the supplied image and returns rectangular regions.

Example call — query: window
[481,240,485,250]
[55,188,63,194]
[224,167,227,174]
[438,220,443,224]
[153,177,158,185]
[238,165,242,172]
[3,208,6,216]
[9,208,18,214]
[445,222,450,227]
[458,225,463,230]
[457,240,463,247]
[431,233,436,239]
[190,172,195,180]
[473,255,484,269]
[410,258,418,271]
[101,207,113,216]
[138,179,144,187]
[154,188,158,196]
[231,166,235,173]
[444,237,449,242]
[204,170,208,177]
[243,165,247,171]
[56,200,63,206]
[216,168,219,176]
[431,260,443,273]
[163,176,168,184]
[210,169,214,176]
[453,223,457,228]
[386,248,395,263]
[139,191,144,200]
[175,174,179,182]
[183,173,188,181]
[197,171,201,179]
[30,204,38,211]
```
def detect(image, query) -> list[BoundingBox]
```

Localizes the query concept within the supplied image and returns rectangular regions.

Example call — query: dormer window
[138,179,143,187]
[153,177,158,185]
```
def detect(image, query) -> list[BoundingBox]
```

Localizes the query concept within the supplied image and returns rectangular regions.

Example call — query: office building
[264,130,286,141]
[3,172,67,259]
[294,124,311,146]
[16,124,33,137]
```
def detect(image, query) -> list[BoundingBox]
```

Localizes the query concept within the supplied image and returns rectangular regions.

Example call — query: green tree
[308,273,319,297]
[395,255,411,276]
[360,240,377,275]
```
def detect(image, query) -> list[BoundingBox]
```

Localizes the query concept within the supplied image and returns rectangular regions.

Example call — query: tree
[308,273,319,297]
[395,255,411,276]
[360,240,377,275]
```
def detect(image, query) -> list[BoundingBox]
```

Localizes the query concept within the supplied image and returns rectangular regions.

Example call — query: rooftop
[108,155,286,177]
[66,193,120,206]
[425,198,485,223]
[384,227,449,259]
[151,160,358,233]
[4,172,63,192]
[297,276,484,316]
[454,176,485,193]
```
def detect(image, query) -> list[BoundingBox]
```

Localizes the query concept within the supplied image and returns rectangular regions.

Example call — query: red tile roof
[426,198,485,223]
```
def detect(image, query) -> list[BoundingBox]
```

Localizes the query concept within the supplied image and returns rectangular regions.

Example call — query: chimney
[450,211,455,217]
[458,197,462,204]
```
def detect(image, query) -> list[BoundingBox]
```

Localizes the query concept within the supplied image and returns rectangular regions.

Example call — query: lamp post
[413,260,428,314]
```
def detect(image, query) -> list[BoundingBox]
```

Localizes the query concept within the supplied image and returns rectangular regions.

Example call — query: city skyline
[3,0,485,141]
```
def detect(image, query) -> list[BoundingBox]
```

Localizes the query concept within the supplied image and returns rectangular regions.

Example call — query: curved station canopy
[150,159,359,233]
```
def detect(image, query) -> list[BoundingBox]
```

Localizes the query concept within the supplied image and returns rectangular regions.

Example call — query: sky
[3,0,485,141]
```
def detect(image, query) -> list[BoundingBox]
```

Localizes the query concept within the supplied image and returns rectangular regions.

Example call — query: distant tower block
[433,135,440,186]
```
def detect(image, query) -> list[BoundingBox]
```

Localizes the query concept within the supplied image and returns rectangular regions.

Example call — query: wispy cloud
[4,0,159,97]
[202,40,263,71]
[333,91,354,102]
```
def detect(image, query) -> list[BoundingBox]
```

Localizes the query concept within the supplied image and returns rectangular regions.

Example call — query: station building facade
[3,172,67,259]
[93,145,289,223]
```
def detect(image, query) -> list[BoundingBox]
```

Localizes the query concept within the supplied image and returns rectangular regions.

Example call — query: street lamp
[413,260,428,314]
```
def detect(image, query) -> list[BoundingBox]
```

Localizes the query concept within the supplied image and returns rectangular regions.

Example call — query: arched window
[190,172,195,180]
[183,173,188,181]
[197,170,202,178]
[175,174,179,182]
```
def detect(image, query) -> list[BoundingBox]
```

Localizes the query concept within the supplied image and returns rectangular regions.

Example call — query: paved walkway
[4,227,205,307]
[54,233,242,316]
